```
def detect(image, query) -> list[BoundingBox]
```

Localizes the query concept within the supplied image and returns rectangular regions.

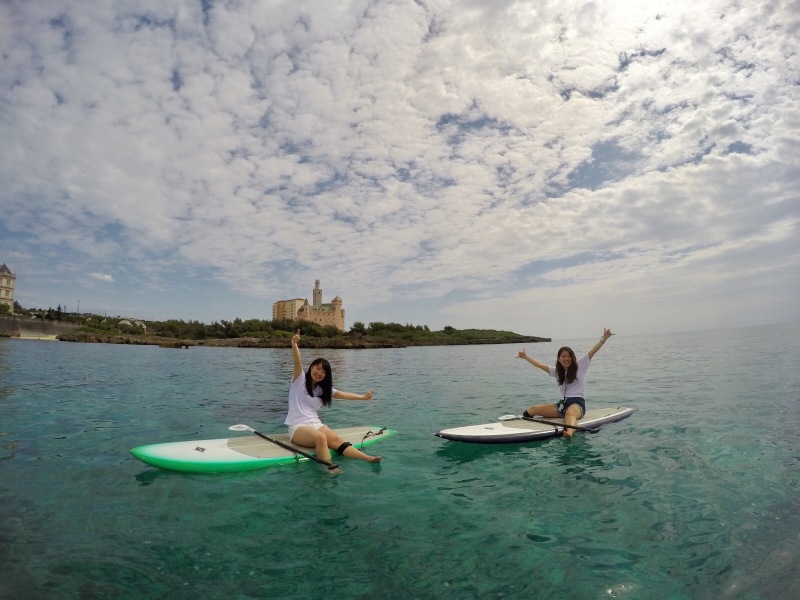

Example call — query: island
[1,312,550,348]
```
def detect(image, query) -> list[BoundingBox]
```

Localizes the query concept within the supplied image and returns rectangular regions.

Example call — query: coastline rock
[56,331,551,348]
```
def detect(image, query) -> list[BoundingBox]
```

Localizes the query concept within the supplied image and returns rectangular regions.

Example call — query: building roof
[0,263,14,276]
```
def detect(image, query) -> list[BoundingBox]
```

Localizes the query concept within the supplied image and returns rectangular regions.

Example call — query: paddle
[228,424,340,471]
[498,415,601,434]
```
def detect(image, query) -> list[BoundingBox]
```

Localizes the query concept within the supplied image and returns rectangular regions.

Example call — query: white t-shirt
[548,354,591,398]
[284,371,338,426]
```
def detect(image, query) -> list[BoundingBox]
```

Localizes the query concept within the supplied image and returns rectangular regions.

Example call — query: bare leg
[524,403,562,418]
[562,404,583,439]
[321,426,382,463]
[340,444,382,463]
[290,426,332,462]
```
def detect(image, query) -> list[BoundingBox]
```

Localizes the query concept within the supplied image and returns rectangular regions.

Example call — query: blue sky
[1,0,798,338]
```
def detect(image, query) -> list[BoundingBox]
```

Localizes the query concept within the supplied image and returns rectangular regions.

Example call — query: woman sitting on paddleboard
[285,330,381,463]
[516,328,614,439]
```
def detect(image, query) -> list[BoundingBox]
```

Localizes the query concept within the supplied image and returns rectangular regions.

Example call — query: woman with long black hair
[284,330,382,462]
[516,328,614,438]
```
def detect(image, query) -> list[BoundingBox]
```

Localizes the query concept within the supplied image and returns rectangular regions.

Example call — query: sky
[1,0,798,339]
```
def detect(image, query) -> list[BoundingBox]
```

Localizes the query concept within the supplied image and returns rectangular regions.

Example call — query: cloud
[0,0,798,335]
[89,273,115,283]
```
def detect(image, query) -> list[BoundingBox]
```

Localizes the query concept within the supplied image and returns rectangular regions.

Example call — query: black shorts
[556,397,585,417]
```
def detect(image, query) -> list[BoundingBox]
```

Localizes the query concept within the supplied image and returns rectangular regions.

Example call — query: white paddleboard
[131,425,396,473]
[435,406,637,444]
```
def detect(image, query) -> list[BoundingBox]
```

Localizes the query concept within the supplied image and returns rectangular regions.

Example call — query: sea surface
[1,323,798,600]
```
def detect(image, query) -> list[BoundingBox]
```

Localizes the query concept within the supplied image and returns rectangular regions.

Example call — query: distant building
[272,298,306,322]
[0,263,15,314]
[272,280,345,331]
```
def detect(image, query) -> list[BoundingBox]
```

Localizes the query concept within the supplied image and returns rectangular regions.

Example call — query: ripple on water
[1,326,799,599]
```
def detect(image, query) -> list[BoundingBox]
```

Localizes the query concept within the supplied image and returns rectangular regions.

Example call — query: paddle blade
[498,415,521,421]
[228,424,254,432]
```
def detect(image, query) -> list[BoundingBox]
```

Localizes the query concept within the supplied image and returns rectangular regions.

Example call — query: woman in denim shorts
[516,328,614,438]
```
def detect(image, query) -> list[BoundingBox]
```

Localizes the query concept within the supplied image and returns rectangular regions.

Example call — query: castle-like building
[272,280,345,332]
[0,263,15,314]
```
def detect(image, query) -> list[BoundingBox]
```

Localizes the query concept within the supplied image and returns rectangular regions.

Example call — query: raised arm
[517,349,550,373]
[291,329,303,381]
[588,328,614,359]
[333,389,374,401]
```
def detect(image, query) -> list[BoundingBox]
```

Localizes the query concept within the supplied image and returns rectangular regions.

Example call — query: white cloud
[0,0,798,336]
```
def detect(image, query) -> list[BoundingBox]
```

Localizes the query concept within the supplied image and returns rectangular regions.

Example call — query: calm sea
[1,323,798,599]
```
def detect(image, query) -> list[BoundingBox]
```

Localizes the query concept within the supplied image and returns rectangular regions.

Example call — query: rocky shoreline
[55,331,551,349]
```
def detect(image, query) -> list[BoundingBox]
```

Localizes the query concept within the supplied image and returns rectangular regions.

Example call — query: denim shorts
[556,397,585,417]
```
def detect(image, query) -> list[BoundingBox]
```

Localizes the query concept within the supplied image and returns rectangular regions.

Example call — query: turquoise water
[1,324,798,599]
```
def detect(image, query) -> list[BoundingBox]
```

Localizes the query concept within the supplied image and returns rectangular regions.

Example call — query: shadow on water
[433,439,536,465]
[433,429,610,470]
[553,435,606,469]
[134,468,175,486]
[133,466,276,486]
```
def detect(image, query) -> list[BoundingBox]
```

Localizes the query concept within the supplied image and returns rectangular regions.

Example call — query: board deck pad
[131,426,396,473]
[435,406,636,444]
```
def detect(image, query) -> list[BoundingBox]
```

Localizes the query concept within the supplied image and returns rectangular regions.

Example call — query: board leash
[358,426,387,448]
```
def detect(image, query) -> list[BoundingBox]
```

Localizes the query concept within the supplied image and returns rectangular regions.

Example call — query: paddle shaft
[521,415,600,433]
[251,429,340,470]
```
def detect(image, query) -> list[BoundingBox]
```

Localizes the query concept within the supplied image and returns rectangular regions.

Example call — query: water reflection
[0,339,13,399]
[552,436,608,476]
[433,439,533,466]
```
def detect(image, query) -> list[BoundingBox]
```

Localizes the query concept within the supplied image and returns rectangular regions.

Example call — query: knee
[326,435,343,450]
[565,406,582,420]
[335,442,352,456]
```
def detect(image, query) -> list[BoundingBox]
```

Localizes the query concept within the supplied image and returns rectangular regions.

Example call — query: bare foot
[343,446,382,462]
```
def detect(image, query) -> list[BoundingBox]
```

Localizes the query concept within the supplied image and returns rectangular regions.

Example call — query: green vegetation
[145,318,533,344]
[10,302,67,321]
[10,303,548,346]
